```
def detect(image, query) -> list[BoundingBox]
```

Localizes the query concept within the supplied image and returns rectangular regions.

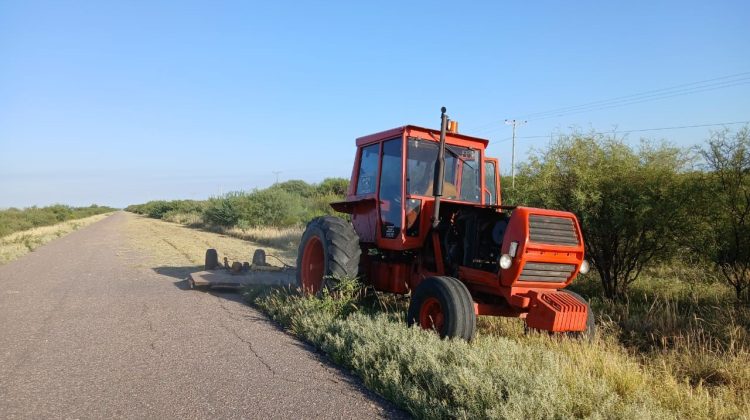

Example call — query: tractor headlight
[499,254,512,270]
[580,259,590,274]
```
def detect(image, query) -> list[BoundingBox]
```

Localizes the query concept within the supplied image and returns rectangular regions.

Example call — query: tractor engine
[438,204,507,274]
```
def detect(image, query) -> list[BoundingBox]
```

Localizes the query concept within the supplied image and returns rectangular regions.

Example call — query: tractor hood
[499,207,585,288]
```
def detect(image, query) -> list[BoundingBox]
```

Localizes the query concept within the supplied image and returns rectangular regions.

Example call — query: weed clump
[244,278,749,419]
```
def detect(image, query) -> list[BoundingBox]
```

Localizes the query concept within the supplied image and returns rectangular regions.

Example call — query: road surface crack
[142,302,161,352]
[213,296,302,384]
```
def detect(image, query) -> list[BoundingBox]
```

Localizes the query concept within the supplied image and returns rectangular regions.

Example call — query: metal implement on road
[188,249,297,290]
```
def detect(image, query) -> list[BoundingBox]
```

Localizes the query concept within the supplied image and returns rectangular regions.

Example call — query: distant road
[0,212,403,419]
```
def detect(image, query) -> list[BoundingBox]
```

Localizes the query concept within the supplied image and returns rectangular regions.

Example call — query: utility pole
[272,171,282,184]
[504,119,527,189]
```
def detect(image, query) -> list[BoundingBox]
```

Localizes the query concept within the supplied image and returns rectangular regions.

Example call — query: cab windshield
[406,137,481,203]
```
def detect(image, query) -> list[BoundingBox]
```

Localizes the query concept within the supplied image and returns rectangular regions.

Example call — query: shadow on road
[152,265,261,297]
[153,265,202,280]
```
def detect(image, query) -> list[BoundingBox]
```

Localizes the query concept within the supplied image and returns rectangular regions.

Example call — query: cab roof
[355,125,490,149]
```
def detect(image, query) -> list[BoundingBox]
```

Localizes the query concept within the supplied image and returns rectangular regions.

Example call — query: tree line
[0,204,115,238]
[125,178,348,229]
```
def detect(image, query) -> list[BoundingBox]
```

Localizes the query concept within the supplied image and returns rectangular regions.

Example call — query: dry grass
[0,213,112,265]
[221,226,303,251]
[161,211,203,226]
[123,213,295,272]
[160,211,303,251]
[246,282,750,419]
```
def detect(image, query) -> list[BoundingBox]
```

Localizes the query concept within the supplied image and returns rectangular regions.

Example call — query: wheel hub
[419,297,445,332]
[301,236,324,293]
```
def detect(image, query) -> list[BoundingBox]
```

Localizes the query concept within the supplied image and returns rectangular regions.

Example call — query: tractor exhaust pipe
[432,106,449,229]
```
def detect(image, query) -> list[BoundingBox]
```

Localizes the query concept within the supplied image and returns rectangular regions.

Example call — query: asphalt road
[0,213,404,419]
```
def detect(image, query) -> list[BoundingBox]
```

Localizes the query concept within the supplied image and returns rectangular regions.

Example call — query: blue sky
[1,1,748,208]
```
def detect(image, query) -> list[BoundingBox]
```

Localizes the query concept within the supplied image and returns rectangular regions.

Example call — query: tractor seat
[425,180,458,199]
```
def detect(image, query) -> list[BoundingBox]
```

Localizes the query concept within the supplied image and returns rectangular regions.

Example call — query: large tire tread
[297,216,361,292]
[407,276,476,341]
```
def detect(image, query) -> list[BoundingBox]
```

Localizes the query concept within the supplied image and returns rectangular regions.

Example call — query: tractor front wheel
[407,276,476,341]
[296,216,361,294]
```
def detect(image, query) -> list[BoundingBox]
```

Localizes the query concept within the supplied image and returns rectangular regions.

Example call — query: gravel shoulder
[0,211,404,419]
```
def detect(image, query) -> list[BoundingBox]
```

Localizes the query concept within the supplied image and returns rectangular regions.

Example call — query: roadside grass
[244,274,750,419]
[0,213,112,264]
[0,204,115,238]
[161,211,303,252]
[221,226,303,251]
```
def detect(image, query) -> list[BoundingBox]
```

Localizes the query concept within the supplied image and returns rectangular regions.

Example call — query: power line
[487,120,750,146]
[477,79,750,135]
[525,79,750,122]
[519,72,750,120]
[470,71,750,134]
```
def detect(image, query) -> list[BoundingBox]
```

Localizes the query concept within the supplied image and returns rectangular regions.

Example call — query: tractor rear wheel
[561,289,596,340]
[407,276,476,341]
[296,216,361,294]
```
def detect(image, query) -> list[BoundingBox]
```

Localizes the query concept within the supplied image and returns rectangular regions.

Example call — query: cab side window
[379,138,403,238]
[356,144,380,195]
[484,161,497,204]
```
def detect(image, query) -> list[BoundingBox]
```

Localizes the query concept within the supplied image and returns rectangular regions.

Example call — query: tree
[271,180,315,198]
[316,178,349,197]
[699,127,750,301]
[515,133,692,300]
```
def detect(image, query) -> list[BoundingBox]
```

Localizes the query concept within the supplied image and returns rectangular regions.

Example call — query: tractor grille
[519,262,576,283]
[529,215,579,246]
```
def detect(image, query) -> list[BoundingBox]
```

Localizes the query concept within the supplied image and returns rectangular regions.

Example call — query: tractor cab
[331,124,501,251]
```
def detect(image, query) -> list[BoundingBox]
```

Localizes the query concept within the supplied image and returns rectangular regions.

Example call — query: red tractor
[297,108,593,340]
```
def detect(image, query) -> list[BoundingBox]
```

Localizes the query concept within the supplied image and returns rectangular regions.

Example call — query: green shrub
[127,178,348,229]
[271,180,316,198]
[515,134,693,299]
[694,127,750,301]
[316,178,349,196]
[236,188,306,228]
[203,195,242,227]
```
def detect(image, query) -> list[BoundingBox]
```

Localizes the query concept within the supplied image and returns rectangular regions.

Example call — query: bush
[271,180,316,198]
[127,178,349,229]
[695,127,750,301]
[316,178,349,196]
[236,188,307,228]
[203,195,242,227]
[515,133,693,299]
